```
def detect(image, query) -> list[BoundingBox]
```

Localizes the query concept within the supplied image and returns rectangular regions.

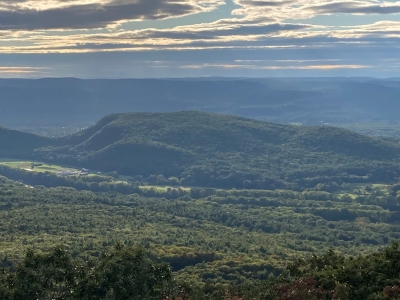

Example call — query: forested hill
[0,126,52,158]
[34,111,400,190]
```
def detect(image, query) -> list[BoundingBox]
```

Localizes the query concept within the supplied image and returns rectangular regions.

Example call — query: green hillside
[0,126,52,158]
[35,111,400,190]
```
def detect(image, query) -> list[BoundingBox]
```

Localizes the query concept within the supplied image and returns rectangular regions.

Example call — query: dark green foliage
[77,244,173,300]
[273,277,329,300]
[29,111,400,190]
[0,127,52,158]
[0,175,400,290]
[11,247,80,300]
[4,243,400,299]
[3,111,400,190]
[0,244,173,300]
[285,243,400,300]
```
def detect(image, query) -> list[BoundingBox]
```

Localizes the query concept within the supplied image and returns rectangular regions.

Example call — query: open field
[1,159,396,198]
[0,159,194,192]
[0,160,74,174]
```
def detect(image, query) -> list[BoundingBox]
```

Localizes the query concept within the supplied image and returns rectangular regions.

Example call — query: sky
[0,0,399,78]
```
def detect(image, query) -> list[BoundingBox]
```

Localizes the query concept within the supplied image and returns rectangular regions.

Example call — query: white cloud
[180,62,368,69]
[0,0,399,77]
[232,0,400,20]
[1,18,400,54]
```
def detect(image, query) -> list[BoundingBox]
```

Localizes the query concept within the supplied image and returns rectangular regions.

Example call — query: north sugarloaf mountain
[3,111,400,190]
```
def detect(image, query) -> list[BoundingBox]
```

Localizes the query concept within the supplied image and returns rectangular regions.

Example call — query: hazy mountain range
[1,77,400,127]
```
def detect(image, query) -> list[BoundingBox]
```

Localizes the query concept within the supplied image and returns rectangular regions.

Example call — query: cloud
[232,0,400,20]
[312,2,400,14]
[0,66,43,72]
[237,0,294,7]
[0,67,49,77]
[0,0,399,77]
[2,19,400,54]
[180,61,368,69]
[140,23,309,39]
[0,0,223,30]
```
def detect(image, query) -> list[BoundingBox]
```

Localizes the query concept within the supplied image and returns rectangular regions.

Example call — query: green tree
[78,243,173,300]
[11,246,81,300]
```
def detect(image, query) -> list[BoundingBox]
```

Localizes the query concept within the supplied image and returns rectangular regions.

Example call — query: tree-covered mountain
[1,78,400,128]
[0,126,52,158]
[33,111,400,190]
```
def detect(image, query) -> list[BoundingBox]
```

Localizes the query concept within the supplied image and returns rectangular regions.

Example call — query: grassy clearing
[141,185,192,192]
[3,160,392,198]
[334,182,392,200]
[0,159,193,192]
[371,184,392,194]
[0,160,76,174]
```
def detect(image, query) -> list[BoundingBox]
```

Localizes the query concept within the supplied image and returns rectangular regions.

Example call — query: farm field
[0,159,194,192]
[0,159,396,197]
[0,160,76,174]
[2,159,392,200]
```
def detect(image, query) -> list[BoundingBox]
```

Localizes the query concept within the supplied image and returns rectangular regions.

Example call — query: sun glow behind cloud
[0,66,50,77]
[0,0,398,77]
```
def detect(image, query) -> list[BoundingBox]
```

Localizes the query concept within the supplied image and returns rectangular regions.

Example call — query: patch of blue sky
[287,13,400,27]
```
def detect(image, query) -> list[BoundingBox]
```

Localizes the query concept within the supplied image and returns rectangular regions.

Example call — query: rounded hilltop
[29,111,400,190]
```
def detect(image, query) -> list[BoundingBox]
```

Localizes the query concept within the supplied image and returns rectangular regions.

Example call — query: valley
[1,78,400,128]
[2,111,400,298]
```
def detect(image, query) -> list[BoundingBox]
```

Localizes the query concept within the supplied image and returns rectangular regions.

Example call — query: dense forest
[0,172,400,298]
[3,242,400,299]
[0,174,400,296]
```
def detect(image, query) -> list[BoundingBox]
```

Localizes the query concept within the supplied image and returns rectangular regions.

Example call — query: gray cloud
[237,0,294,7]
[0,0,199,30]
[312,2,400,14]
[142,23,308,40]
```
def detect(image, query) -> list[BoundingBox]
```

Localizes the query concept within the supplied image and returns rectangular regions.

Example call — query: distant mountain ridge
[23,111,400,190]
[1,78,400,127]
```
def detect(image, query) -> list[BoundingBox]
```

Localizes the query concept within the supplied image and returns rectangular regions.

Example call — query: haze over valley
[1,77,400,130]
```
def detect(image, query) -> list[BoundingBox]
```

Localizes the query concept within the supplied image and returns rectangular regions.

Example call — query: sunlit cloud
[0,0,398,76]
[1,19,400,54]
[232,0,400,20]
[180,63,368,69]
[0,66,47,72]
[0,66,50,77]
